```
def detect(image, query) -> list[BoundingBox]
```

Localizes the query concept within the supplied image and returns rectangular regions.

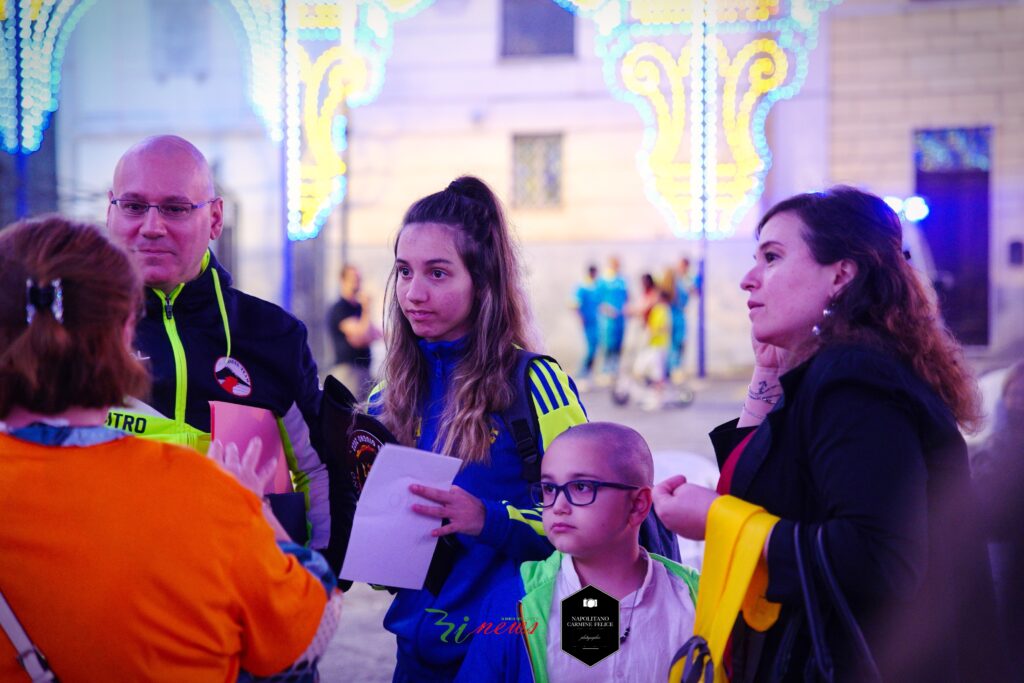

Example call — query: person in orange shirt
[0,215,341,683]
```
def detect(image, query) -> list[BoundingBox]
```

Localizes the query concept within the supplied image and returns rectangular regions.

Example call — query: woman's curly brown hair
[758,186,981,432]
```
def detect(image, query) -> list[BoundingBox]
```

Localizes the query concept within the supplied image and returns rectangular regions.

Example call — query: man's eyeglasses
[110,198,218,220]
[529,479,639,508]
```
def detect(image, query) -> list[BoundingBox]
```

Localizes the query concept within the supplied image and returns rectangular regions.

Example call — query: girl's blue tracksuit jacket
[370,338,587,681]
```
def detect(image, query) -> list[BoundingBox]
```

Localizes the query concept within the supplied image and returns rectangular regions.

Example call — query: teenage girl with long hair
[371,176,587,681]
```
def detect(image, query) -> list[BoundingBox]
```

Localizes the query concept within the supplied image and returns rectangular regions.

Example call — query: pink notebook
[209,401,292,494]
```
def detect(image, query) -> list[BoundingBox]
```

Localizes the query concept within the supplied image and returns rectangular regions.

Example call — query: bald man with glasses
[106,135,355,573]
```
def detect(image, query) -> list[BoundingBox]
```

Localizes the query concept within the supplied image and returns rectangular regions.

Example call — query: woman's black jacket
[709,344,1005,682]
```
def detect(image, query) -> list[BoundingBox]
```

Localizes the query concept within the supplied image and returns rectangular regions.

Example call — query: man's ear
[630,487,653,527]
[209,197,225,241]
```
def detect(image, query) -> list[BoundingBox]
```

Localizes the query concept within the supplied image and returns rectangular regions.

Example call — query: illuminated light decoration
[884,194,930,223]
[2,1,293,153]
[558,0,841,239]
[901,195,929,223]
[0,0,99,154]
[214,0,286,141]
[883,195,904,214]
[913,126,991,173]
[284,0,435,241]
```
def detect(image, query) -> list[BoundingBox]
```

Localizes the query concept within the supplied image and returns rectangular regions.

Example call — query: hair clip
[26,278,64,325]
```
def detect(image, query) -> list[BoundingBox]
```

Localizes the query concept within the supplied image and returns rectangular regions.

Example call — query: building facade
[43,0,1023,374]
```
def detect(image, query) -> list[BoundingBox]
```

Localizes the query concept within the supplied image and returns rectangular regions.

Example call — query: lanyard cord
[210,265,232,358]
[619,582,642,644]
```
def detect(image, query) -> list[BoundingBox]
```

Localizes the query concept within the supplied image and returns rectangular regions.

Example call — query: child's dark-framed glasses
[110,197,218,220]
[529,480,639,508]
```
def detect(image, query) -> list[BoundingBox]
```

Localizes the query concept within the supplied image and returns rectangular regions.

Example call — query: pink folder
[209,401,292,494]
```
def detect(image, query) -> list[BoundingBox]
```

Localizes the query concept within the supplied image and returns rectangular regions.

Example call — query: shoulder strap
[0,589,58,682]
[501,350,557,483]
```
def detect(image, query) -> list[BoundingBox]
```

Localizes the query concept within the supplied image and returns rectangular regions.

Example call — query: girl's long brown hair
[758,186,981,431]
[375,176,540,463]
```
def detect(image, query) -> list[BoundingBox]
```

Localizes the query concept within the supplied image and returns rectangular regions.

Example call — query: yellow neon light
[719,38,787,211]
[629,0,779,25]
[621,36,789,233]
[295,42,369,228]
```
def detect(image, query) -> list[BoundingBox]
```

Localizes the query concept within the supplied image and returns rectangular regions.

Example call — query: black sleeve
[709,419,756,469]
[765,381,929,606]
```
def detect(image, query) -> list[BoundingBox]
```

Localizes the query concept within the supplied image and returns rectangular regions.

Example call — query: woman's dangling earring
[813,303,834,337]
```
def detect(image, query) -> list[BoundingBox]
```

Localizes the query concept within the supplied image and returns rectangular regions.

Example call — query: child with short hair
[456,422,698,682]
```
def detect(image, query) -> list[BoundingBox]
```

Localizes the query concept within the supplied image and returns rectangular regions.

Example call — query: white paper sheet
[339,443,462,589]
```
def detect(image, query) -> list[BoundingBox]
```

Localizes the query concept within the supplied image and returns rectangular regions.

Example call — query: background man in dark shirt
[326,264,379,401]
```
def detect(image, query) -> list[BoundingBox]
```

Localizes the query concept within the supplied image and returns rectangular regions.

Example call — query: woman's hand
[751,330,785,370]
[209,437,272,496]
[741,332,785,426]
[410,484,486,537]
[652,475,720,540]
[209,438,291,541]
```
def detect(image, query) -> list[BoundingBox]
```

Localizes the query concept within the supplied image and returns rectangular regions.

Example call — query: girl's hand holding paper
[409,484,486,537]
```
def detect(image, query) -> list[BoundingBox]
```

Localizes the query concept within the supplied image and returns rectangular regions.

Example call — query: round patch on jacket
[214,356,253,397]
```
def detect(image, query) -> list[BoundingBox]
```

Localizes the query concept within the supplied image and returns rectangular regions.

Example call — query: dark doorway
[914,128,991,346]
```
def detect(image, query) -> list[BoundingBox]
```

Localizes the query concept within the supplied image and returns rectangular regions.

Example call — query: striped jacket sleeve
[526,356,588,452]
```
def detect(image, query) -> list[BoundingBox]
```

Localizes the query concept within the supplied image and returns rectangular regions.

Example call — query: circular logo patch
[348,429,384,495]
[214,356,253,397]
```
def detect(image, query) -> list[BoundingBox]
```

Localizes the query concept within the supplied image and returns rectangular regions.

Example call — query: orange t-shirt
[0,433,327,682]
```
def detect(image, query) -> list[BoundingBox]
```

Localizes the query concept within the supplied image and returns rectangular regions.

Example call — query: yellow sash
[669,495,781,682]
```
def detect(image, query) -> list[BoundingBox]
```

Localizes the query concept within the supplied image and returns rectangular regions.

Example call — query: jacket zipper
[154,285,188,424]
[519,601,539,683]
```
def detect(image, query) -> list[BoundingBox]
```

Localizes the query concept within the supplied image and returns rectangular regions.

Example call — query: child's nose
[551,490,573,514]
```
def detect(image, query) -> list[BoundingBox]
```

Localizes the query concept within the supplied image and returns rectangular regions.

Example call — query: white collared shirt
[546,549,697,682]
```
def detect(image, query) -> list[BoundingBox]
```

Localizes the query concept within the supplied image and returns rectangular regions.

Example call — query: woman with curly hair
[654,187,1003,681]
[370,176,587,681]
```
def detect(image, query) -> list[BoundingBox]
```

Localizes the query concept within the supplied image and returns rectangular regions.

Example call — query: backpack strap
[501,350,557,483]
[0,589,58,682]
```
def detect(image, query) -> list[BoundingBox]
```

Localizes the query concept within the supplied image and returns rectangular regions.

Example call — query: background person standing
[667,259,695,383]
[572,263,601,383]
[327,264,381,402]
[596,255,629,381]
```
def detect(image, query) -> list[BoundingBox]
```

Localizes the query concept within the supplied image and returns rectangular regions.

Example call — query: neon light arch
[0,0,436,244]
[0,0,292,153]
[284,0,436,241]
[557,0,841,239]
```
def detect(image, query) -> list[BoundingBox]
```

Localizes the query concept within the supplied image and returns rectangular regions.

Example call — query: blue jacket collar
[418,336,469,366]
